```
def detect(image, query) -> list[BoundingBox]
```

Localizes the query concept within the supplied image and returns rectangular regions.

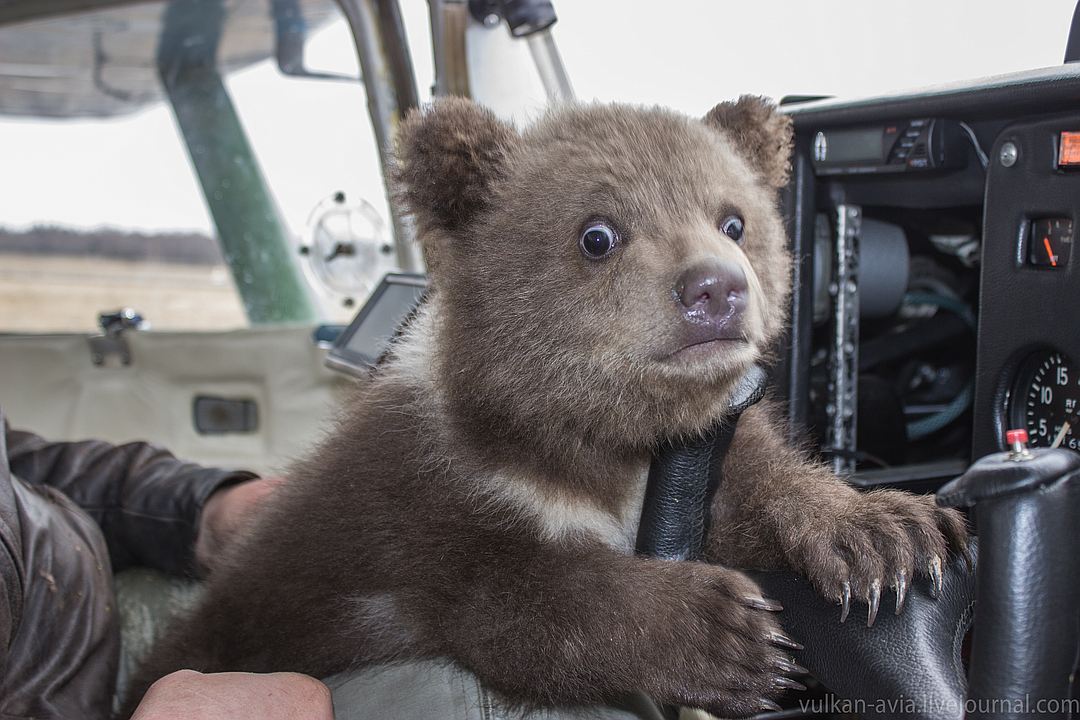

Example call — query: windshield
[0,0,405,330]
[549,1,1076,115]
[0,0,1074,332]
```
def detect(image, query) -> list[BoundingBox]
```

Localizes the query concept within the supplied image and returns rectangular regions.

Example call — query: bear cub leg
[449,547,805,717]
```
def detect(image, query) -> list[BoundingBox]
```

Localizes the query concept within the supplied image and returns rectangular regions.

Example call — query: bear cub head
[394,97,793,468]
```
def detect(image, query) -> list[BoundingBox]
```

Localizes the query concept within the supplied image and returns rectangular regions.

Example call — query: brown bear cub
[127,97,967,717]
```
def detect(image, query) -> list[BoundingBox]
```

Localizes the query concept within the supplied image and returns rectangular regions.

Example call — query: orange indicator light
[1059,132,1080,167]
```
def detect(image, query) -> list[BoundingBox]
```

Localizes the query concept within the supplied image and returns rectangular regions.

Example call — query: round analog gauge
[1008,350,1080,450]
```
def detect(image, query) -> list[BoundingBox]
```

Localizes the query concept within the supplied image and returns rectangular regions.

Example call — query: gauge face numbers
[1028,218,1073,269]
[1009,351,1080,450]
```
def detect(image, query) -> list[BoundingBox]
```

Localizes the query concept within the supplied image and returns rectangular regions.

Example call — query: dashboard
[776,65,1080,488]
[977,115,1080,459]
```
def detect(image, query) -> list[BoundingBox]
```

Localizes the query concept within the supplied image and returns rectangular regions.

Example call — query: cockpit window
[0,0,392,331]
[554,1,1076,112]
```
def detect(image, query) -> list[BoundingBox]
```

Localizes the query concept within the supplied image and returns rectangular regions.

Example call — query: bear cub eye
[720,215,745,245]
[579,222,619,260]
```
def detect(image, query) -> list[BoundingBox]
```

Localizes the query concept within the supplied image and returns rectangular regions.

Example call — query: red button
[1006,429,1029,445]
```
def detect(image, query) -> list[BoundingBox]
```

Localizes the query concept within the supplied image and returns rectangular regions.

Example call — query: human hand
[195,476,284,572]
[131,669,333,720]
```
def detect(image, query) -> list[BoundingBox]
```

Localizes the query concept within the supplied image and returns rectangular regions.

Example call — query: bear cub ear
[393,98,518,238]
[703,95,794,189]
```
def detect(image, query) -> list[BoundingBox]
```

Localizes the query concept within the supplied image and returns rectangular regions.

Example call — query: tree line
[0,225,224,265]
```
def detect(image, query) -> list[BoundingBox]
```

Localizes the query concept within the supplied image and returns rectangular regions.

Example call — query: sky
[0,0,1076,236]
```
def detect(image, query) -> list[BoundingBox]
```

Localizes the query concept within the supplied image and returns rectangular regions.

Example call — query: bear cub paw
[783,490,969,626]
[655,563,808,717]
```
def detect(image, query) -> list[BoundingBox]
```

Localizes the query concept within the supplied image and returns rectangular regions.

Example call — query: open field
[0,253,247,333]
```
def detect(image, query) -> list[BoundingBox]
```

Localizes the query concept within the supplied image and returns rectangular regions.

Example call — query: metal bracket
[88,308,145,367]
[828,205,861,475]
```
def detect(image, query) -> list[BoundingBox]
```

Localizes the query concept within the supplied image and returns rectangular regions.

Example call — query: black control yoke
[631,362,973,720]
[635,365,768,560]
[634,362,1080,720]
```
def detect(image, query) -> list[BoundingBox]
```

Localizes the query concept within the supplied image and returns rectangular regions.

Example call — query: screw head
[999,141,1019,167]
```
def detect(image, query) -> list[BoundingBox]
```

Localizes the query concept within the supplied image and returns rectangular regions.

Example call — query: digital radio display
[817,127,883,164]
[812,119,955,176]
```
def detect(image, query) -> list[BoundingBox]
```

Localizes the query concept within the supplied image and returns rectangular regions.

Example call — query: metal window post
[157,0,317,324]
[337,0,423,274]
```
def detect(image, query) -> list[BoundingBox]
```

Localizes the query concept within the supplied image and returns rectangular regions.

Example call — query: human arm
[4,419,256,575]
[131,670,334,720]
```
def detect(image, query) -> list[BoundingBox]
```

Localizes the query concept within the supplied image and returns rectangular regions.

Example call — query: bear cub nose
[676,260,748,324]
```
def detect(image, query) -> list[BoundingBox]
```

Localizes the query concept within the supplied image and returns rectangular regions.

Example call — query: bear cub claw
[784,489,969,627]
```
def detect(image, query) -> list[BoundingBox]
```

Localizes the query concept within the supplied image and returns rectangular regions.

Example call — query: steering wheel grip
[751,546,976,720]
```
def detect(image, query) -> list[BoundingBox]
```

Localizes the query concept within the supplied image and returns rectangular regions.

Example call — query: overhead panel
[0,0,338,118]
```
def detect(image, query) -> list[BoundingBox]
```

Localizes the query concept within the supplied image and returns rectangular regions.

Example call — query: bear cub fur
[128,97,967,717]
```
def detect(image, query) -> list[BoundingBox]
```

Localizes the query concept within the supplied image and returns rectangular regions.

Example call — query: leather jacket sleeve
[0,444,17,683]
[3,418,255,576]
